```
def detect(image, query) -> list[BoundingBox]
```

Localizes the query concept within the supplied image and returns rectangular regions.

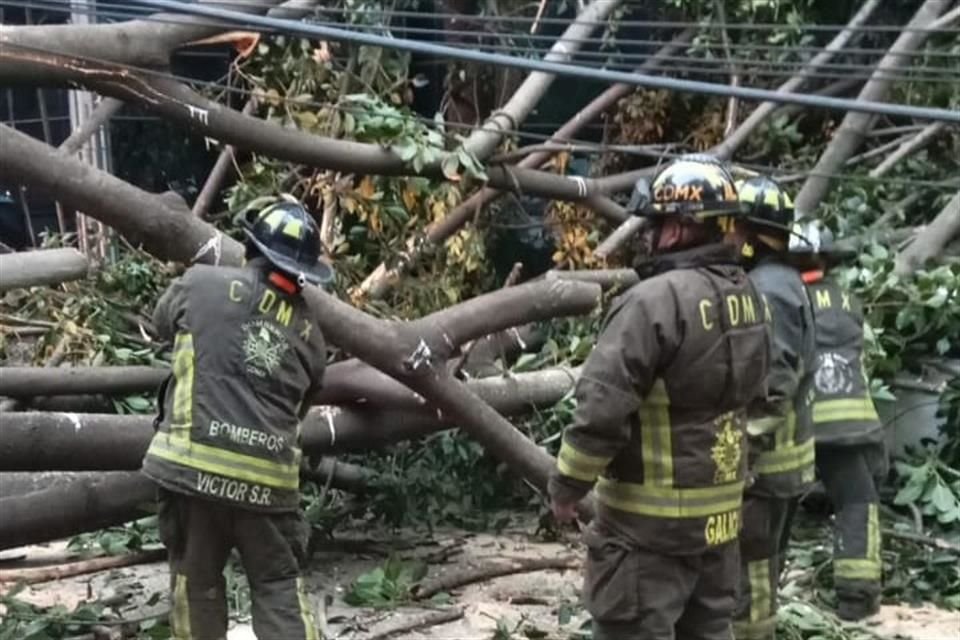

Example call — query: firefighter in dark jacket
[549,156,772,640]
[791,220,886,620]
[731,176,818,640]
[141,199,333,640]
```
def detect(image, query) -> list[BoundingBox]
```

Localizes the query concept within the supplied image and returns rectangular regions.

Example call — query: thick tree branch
[0,0,313,68]
[1,139,600,510]
[793,0,952,216]
[895,191,960,275]
[0,124,239,265]
[0,46,626,205]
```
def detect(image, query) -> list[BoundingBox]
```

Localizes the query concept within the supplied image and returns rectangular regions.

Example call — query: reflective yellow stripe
[557,438,611,482]
[813,397,879,423]
[147,434,300,489]
[774,408,796,449]
[640,379,673,486]
[297,577,319,640]
[747,415,780,437]
[171,333,194,435]
[753,437,815,475]
[835,558,881,581]
[748,559,771,623]
[867,503,880,565]
[596,478,743,518]
[172,574,192,639]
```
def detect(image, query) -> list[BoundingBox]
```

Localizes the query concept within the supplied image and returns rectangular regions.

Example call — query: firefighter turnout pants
[733,494,797,640]
[157,489,319,640]
[582,524,740,640]
[817,443,884,618]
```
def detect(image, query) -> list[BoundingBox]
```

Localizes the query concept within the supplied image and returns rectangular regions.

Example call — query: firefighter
[141,199,333,640]
[731,176,818,640]
[791,220,886,620]
[549,155,771,640]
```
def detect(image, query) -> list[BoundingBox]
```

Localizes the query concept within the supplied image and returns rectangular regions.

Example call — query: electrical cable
[17,0,960,61]
[5,37,955,194]
[13,0,960,90]
[91,0,958,123]
[31,0,960,35]
[11,0,960,86]
[54,1,960,79]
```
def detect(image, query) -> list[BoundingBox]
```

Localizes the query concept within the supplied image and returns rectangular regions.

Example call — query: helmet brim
[244,229,335,286]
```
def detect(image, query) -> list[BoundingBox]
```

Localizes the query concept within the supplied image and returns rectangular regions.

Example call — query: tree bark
[869,122,947,179]
[0,472,156,551]
[894,191,960,275]
[0,0,310,68]
[353,29,694,300]
[0,461,372,550]
[793,0,952,216]
[461,0,623,161]
[545,268,639,290]
[0,125,239,266]
[2,128,602,516]
[711,0,883,161]
[0,368,580,469]
[0,248,90,292]
[0,366,167,397]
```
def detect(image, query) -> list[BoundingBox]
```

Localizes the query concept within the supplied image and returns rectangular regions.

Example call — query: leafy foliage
[67,517,161,556]
[0,586,170,640]
[343,555,427,608]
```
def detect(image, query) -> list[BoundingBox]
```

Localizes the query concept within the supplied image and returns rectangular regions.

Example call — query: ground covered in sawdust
[4,518,959,639]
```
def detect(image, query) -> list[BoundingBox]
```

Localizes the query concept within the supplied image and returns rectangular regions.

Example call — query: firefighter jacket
[805,274,883,446]
[746,258,817,498]
[548,244,771,555]
[142,259,327,513]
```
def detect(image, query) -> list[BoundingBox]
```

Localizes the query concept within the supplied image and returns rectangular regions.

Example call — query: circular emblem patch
[814,352,854,395]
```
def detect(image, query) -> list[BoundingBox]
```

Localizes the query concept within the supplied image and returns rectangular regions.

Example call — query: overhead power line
[18,0,960,61]
[6,36,956,194]
[101,0,960,124]
[17,2,959,85]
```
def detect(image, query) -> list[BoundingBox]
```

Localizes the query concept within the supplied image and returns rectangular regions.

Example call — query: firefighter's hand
[551,499,578,524]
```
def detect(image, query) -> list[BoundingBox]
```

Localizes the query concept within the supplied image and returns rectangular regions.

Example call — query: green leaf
[391,140,418,162]
[931,482,957,513]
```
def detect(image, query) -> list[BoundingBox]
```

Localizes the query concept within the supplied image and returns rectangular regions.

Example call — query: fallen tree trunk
[0,366,167,398]
[793,0,954,215]
[0,459,375,550]
[0,472,156,551]
[3,127,603,520]
[0,367,581,469]
[0,248,90,292]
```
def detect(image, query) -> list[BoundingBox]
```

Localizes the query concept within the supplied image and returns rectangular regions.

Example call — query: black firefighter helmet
[244,200,334,286]
[628,154,743,224]
[737,175,794,230]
